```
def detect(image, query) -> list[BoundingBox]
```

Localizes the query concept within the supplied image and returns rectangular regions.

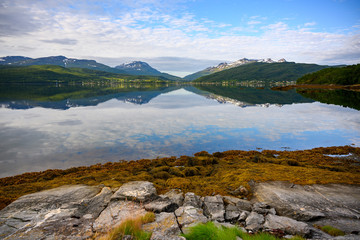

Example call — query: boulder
[263,214,310,237]
[203,195,225,222]
[239,211,250,221]
[93,200,147,233]
[160,189,184,207]
[225,204,241,221]
[144,198,178,213]
[253,181,360,221]
[174,205,207,233]
[0,185,111,240]
[223,196,252,212]
[245,211,264,232]
[252,202,276,215]
[183,192,202,208]
[142,212,182,240]
[111,181,158,202]
[236,199,252,212]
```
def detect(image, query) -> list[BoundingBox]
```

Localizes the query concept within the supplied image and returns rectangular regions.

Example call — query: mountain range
[184,58,287,81]
[0,56,181,81]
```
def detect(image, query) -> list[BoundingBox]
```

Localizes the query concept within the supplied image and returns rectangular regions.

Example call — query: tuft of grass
[181,221,242,240]
[101,212,155,240]
[181,221,296,240]
[318,225,345,236]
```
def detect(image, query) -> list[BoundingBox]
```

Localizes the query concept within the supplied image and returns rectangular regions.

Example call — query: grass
[99,212,155,240]
[0,146,359,210]
[316,225,345,237]
[181,222,306,240]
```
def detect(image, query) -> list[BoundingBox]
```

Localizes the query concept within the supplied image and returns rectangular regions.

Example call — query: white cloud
[0,0,359,71]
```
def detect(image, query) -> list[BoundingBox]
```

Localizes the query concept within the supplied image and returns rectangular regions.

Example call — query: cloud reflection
[0,88,359,177]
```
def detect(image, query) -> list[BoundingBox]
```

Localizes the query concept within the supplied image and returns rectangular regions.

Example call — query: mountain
[193,62,330,83]
[115,61,182,81]
[0,56,181,81]
[184,58,287,81]
[0,65,168,84]
[297,64,360,85]
[0,55,127,74]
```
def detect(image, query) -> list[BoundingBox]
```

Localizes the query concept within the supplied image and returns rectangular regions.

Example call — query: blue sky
[0,0,359,76]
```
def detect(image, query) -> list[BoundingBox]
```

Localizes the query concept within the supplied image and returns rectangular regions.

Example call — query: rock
[160,189,184,207]
[239,211,250,221]
[225,204,241,221]
[252,202,276,215]
[230,185,249,196]
[183,192,202,208]
[263,214,310,237]
[144,198,178,213]
[0,185,109,240]
[111,181,158,203]
[223,195,242,205]
[93,200,147,233]
[213,221,246,232]
[245,211,264,231]
[236,199,252,212]
[253,181,360,221]
[175,205,208,232]
[203,195,225,222]
[142,212,181,240]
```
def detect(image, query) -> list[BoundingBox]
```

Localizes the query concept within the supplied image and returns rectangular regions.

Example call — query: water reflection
[0,85,359,177]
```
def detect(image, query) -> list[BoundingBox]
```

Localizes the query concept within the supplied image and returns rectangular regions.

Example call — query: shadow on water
[296,88,360,111]
[192,85,314,105]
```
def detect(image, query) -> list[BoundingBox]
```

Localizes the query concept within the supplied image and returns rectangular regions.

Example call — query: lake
[0,83,359,178]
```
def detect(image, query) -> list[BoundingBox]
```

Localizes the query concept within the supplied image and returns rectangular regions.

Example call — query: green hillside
[0,65,169,83]
[194,62,329,83]
[297,64,360,85]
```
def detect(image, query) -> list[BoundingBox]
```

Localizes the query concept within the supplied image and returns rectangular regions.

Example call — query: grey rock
[203,195,225,222]
[253,181,360,221]
[183,192,202,208]
[93,200,147,233]
[252,202,276,215]
[245,211,264,231]
[263,214,310,237]
[239,211,250,221]
[111,181,158,202]
[223,195,243,205]
[142,212,181,240]
[160,189,184,207]
[144,198,178,213]
[235,199,252,212]
[0,185,107,240]
[175,205,208,233]
[225,204,241,221]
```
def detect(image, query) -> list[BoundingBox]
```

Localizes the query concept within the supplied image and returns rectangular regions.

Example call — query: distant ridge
[193,62,330,83]
[0,56,180,81]
[115,61,181,81]
[184,58,287,81]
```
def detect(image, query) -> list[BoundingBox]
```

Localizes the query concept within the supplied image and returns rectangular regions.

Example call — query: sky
[0,0,359,77]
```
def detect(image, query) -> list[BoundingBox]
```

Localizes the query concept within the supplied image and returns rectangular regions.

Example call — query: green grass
[100,212,155,240]
[318,225,345,236]
[181,221,306,240]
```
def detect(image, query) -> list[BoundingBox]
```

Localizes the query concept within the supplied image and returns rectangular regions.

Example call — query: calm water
[0,84,359,177]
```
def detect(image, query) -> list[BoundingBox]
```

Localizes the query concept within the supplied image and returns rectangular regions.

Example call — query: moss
[318,225,345,236]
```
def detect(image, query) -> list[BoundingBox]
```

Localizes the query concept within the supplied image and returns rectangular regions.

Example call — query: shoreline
[271,84,360,91]
[1,145,359,210]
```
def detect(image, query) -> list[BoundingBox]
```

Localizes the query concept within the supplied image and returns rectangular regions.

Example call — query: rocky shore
[0,181,359,240]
